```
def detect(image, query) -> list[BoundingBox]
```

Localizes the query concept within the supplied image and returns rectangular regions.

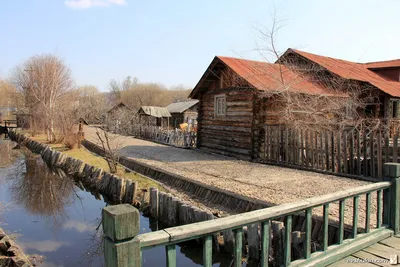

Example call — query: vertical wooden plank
[271,222,284,266]
[331,131,335,172]
[291,129,295,164]
[165,244,176,267]
[352,196,359,238]
[234,228,243,267]
[285,127,289,164]
[284,216,292,266]
[311,131,315,169]
[370,131,375,178]
[339,200,345,244]
[280,125,284,163]
[301,129,304,166]
[365,192,371,233]
[377,189,382,228]
[377,130,383,180]
[343,131,348,174]
[337,131,342,173]
[273,126,277,161]
[248,223,260,261]
[305,130,310,167]
[261,221,270,267]
[385,132,390,164]
[325,131,329,171]
[350,132,354,174]
[275,126,279,162]
[294,129,298,165]
[394,133,399,163]
[357,130,361,176]
[264,127,268,160]
[364,129,368,177]
[203,236,212,267]
[304,208,312,259]
[320,131,323,170]
[323,204,329,251]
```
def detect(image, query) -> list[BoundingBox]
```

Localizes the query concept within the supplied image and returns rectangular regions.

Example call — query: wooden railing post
[103,204,141,267]
[383,163,400,234]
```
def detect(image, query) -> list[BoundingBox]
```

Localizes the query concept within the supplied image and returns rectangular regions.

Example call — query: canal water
[0,139,235,267]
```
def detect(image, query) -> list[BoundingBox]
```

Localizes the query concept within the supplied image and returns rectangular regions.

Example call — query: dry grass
[29,133,164,192]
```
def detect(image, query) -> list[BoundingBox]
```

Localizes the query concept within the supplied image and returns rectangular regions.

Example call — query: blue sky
[1,0,399,91]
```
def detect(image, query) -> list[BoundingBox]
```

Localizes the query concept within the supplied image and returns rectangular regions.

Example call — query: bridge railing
[102,163,400,267]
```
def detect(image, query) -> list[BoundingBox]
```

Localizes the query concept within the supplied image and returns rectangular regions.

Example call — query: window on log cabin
[215,95,226,116]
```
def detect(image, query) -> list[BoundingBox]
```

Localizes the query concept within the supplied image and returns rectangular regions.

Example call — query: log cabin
[137,106,171,128]
[166,100,199,129]
[189,50,400,160]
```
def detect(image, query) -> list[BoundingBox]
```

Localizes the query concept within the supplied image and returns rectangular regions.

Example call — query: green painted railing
[102,163,400,267]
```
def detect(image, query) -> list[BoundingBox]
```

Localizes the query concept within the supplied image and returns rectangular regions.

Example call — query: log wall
[197,87,256,159]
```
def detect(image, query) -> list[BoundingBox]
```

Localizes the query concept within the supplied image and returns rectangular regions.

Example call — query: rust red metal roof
[365,59,400,69]
[289,49,400,97]
[216,56,344,96]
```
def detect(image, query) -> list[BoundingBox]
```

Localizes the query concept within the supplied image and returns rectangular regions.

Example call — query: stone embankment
[8,131,136,204]
[0,228,31,267]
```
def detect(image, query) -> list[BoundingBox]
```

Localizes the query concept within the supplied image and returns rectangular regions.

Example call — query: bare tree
[0,79,24,110]
[75,85,110,124]
[12,54,75,142]
[247,14,382,133]
[94,127,121,174]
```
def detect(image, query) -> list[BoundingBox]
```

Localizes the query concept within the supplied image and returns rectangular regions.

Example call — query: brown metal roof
[365,59,400,69]
[288,49,400,97]
[190,56,344,98]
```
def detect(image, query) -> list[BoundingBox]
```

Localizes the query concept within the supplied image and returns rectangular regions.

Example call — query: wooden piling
[149,188,159,218]
[102,204,140,267]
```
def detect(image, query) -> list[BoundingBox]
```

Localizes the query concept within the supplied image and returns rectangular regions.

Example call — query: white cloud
[19,240,70,252]
[62,220,97,233]
[65,0,127,9]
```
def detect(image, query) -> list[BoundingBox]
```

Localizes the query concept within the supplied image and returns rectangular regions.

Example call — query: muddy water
[0,139,235,267]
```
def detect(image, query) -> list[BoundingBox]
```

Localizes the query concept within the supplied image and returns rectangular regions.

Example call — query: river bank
[0,138,234,266]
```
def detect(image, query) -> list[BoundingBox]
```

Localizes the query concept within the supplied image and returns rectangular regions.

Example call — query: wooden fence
[260,125,400,181]
[102,163,400,267]
[130,125,197,148]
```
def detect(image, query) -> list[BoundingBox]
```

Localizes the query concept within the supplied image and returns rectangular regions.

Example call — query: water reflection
[0,139,20,168]
[7,151,78,229]
[0,142,235,266]
[19,240,71,253]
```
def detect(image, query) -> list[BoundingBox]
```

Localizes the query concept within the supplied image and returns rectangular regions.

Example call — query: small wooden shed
[166,100,199,129]
[137,106,171,128]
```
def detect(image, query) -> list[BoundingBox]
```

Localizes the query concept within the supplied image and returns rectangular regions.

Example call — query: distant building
[106,102,133,133]
[137,106,171,128]
[166,100,199,129]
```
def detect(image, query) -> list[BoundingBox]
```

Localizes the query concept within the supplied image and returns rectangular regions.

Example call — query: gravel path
[84,126,379,228]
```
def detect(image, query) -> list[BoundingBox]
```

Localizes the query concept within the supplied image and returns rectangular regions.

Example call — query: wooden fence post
[383,163,400,235]
[149,187,159,218]
[103,204,141,267]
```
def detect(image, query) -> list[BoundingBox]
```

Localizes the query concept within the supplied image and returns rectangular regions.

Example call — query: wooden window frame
[214,94,226,117]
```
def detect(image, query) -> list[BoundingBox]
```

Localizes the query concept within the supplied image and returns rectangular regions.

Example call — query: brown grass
[30,133,164,192]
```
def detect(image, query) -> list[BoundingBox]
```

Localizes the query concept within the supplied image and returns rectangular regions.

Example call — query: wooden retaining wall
[0,228,31,266]
[82,139,356,264]
[8,131,137,205]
